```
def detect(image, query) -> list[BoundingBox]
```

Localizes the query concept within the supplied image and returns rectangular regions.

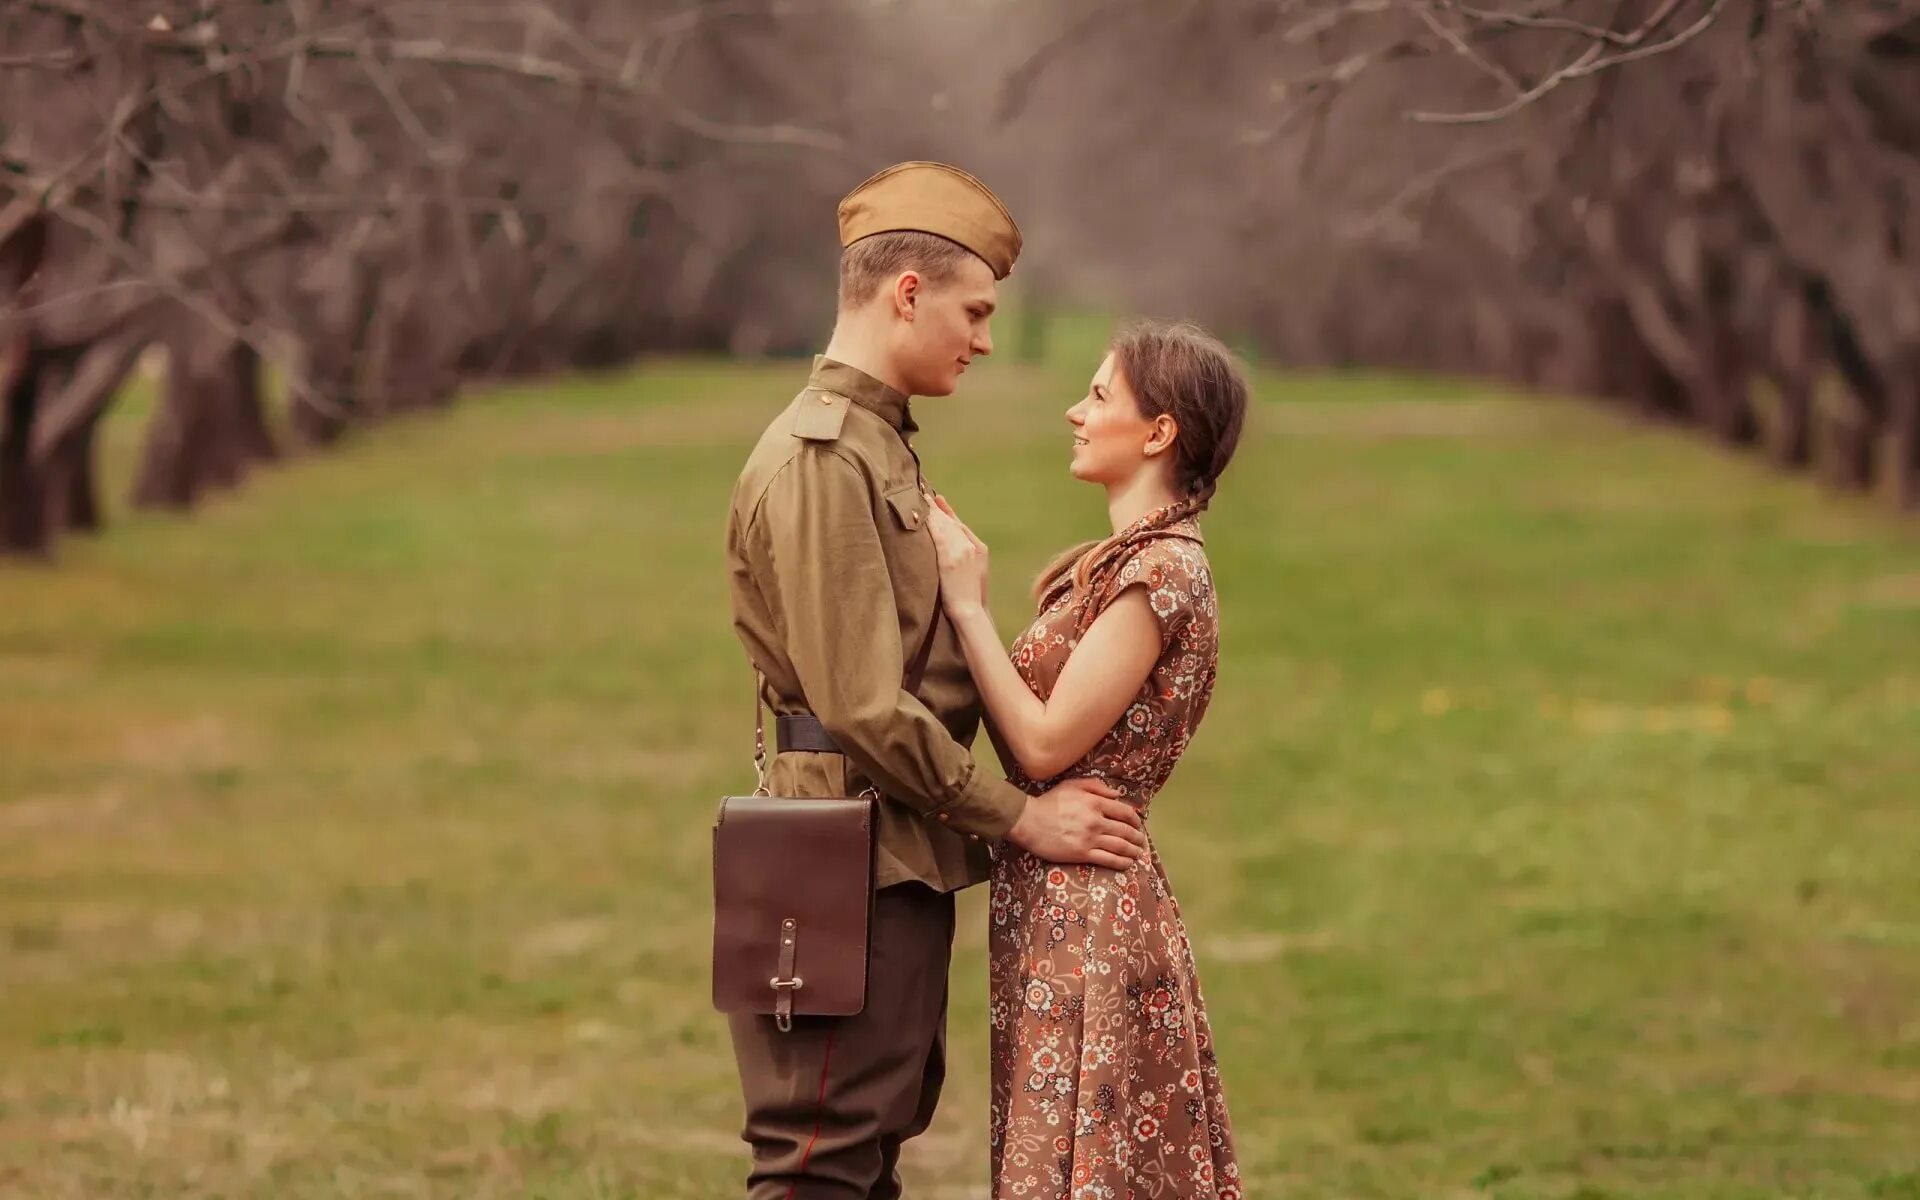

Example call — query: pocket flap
[884,483,927,532]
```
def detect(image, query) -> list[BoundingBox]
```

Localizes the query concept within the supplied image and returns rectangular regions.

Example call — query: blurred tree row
[6,1,1915,563]
[994,0,1920,507]
[0,0,879,558]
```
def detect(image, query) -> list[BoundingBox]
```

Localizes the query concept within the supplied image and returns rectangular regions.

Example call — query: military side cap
[836,161,1022,280]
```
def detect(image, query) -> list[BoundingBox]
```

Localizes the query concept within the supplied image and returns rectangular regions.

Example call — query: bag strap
[752,584,942,795]
[753,670,771,796]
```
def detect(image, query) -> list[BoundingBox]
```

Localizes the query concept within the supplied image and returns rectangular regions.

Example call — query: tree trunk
[34,361,101,536]
[1878,374,1919,509]
[23,315,153,540]
[1695,377,1754,444]
[1765,374,1813,468]
[0,334,52,557]
[1759,291,1815,468]
[291,346,353,447]
[1815,383,1877,491]
[132,337,198,509]
[290,392,348,445]
[1807,282,1885,491]
[228,340,277,464]
[1695,331,1758,447]
[364,289,439,414]
[133,335,221,508]
[61,415,102,533]
[40,411,102,535]
[132,322,260,510]
[1019,303,1048,365]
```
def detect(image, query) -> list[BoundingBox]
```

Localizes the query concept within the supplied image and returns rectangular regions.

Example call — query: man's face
[894,254,997,397]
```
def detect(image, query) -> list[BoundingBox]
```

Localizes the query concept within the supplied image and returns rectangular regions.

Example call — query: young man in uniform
[723,162,1150,1198]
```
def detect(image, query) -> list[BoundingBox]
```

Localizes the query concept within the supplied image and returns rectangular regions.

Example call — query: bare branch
[1409,0,1729,124]
[0,51,81,69]
[302,35,848,152]
[1413,2,1524,99]
[1445,1,1658,46]
[1337,140,1531,242]
[1282,0,1394,46]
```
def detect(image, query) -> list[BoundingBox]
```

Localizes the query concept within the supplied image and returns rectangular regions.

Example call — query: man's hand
[1007,777,1148,872]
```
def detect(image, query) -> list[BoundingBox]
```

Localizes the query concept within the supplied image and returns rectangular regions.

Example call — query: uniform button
[968,834,980,842]
[819,396,833,405]
[937,812,950,823]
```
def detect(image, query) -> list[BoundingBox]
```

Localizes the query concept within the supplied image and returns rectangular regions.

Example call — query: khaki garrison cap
[836,161,1023,280]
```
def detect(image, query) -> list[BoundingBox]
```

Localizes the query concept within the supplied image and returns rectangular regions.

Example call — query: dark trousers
[728,881,957,1200]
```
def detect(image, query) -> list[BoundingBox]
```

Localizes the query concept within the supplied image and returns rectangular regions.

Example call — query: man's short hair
[838,230,977,310]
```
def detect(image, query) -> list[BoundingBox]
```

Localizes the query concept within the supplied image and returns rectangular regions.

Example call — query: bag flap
[712,795,874,1018]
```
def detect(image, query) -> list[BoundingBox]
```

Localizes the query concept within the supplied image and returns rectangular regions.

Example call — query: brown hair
[1033,320,1250,603]
[838,230,976,309]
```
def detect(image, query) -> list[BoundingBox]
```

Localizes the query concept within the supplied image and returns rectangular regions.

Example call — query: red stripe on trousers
[783,1029,837,1200]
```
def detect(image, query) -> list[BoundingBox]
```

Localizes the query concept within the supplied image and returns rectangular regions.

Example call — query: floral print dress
[988,501,1242,1200]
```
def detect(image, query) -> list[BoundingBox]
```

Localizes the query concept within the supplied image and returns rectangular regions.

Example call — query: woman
[926,320,1249,1200]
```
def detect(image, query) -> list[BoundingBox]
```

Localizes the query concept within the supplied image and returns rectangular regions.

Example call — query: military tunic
[726,355,1031,891]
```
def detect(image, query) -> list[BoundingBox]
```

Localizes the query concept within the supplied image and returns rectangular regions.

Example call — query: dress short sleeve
[1093,537,1211,654]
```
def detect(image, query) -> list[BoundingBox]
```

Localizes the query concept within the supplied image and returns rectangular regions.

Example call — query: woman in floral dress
[926,321,1250,1200]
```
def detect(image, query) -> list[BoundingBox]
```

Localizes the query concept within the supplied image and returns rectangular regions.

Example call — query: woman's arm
[947,589,1161,779]
[930,500,1162,780]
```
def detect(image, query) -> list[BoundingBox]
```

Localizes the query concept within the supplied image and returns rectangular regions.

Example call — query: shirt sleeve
[748,447,1029,841]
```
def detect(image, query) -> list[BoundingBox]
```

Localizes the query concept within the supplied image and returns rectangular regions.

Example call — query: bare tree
[986,0,1920,507]
[0,0,859,557]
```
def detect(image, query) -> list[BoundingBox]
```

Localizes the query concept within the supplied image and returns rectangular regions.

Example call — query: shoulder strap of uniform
[791,386,852,442]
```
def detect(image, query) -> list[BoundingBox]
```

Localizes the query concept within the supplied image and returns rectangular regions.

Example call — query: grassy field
[1,339,1917,1199]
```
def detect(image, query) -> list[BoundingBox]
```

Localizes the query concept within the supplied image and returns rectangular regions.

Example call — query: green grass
[2,345,1917,1198]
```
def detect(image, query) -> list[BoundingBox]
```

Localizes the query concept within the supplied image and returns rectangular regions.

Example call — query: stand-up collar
[810,356,916,434]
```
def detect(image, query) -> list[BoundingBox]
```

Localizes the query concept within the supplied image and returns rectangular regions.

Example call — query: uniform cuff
[931,764,1028,842]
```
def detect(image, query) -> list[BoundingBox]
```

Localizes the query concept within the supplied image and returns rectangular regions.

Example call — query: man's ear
[892,270,920,322]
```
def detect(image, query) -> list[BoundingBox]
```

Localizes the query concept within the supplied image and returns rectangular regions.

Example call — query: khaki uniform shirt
[726,356,1031,893]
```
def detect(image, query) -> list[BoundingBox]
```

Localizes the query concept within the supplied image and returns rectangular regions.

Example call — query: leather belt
[776,714,843,755]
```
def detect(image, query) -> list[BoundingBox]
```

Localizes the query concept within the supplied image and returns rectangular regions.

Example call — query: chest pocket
[883,481,927,533]
[880,482,937,605]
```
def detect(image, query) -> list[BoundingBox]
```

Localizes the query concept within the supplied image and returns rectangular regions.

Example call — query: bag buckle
[771,917,801,1032]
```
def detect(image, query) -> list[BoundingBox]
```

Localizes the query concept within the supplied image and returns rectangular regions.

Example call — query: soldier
[723,162,1150,1198]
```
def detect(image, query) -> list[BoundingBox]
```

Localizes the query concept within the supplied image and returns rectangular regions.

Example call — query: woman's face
[1067,353,1167,486]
